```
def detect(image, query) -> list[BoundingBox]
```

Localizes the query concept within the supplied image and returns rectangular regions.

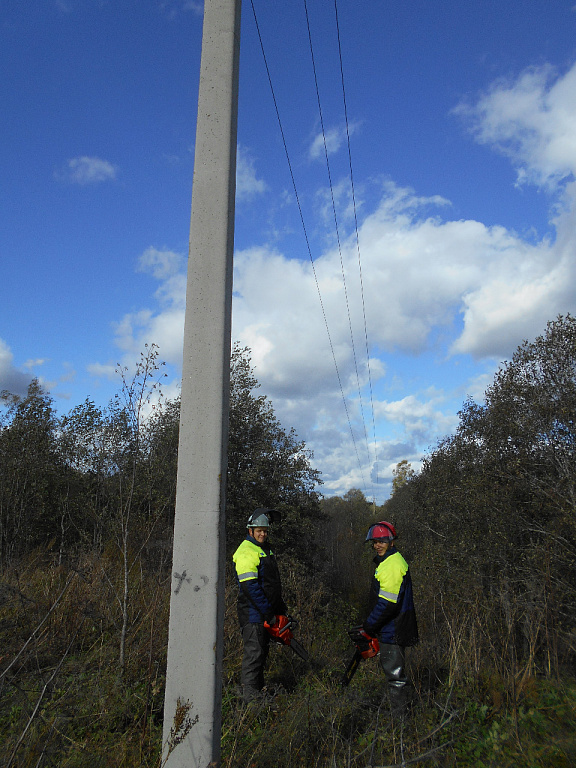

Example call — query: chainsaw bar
[341,649,362,687]
[289,637,309,662]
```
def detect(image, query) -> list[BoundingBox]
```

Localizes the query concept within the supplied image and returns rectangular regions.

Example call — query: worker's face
[372,539,391,556]
[250,527,269,544]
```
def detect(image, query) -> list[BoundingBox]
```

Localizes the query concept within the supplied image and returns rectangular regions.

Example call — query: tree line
[0,343,322,571]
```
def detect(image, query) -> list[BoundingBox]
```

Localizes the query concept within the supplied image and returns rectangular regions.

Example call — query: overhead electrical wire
[249,0,378,502]
[302,0,369,498]
[332,0,380,498]
[303,0,380,503]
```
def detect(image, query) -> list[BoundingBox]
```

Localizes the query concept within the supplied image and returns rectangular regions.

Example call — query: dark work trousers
[241,623,270,701]
[379,643,411,717]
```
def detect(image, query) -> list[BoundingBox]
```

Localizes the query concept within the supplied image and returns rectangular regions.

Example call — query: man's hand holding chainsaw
[264,614,309,660]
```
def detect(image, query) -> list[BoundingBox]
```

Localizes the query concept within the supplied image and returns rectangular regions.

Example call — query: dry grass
[1,550,575,767]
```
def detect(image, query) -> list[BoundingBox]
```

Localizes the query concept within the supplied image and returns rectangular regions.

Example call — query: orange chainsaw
[341,626,379,686]
[264,615,309,661]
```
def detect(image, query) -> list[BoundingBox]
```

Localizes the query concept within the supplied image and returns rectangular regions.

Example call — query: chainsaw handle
[347,626,380,659]
[264,615,292,640]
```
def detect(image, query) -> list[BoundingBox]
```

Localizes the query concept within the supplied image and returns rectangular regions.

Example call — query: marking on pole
[194,575,210,592]
[173,570,192,594]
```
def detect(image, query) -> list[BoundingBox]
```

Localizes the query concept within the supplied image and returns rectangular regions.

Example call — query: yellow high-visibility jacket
[233,536,287,627]
[364,548,418,646]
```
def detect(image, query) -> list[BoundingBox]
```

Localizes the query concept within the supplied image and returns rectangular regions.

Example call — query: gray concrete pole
[162,0,241,766]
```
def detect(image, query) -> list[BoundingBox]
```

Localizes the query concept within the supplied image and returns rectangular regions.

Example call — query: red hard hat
[365,521,397,542]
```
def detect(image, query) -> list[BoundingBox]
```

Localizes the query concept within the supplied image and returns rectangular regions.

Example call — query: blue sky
[2,0,576,502]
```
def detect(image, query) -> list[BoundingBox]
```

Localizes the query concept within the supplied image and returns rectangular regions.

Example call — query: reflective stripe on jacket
[365,548,419,646]
[232,536,287,627]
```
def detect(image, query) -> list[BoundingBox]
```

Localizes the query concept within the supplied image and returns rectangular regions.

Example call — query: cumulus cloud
[233,180,575,375]
[100,166,576,498]
[0,343,77,402]
[451,60,576,356]
[232,163,576,496]
[455,61,576,189]
[59,156,117,185]
[92,60,576,501]
[23,357,48,370]
[375,393,456,444]
[86,361,117,379]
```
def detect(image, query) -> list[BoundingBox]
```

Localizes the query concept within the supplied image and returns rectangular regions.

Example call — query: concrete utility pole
[162,0,241,766]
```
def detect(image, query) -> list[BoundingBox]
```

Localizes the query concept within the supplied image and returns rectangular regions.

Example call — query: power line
[302,0,369,497]
[249,0,367,487]
[304,0,379,500]
[332,0,380,498]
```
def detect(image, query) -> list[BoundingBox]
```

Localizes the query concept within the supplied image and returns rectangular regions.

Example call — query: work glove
[348,625,379,658]
[361,621,376,637]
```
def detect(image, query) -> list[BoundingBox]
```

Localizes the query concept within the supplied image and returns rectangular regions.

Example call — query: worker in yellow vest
[360,521,419,718]
[233,508,287,703]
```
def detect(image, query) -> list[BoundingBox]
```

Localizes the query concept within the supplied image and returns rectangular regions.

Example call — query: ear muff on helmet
[246,507,280,528]
[365,521,397,542]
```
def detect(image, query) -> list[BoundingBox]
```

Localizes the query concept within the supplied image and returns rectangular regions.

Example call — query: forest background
[1,315,575,767]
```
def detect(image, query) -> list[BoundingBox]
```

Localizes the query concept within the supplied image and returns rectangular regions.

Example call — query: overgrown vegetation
[2,319,576,766]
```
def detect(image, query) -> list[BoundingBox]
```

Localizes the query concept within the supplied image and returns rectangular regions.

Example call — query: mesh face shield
[365,521,397,542]
[246,513,270,528]
[246,507,280,528]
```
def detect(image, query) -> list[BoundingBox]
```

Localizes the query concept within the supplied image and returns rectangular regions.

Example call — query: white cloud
[138,247,184,281]
[236,146,267,201]
[86,361,117,379]
[375,393,455,444]
[455,62,576,189]
[314,176,366,228]
[23,357,48,370]
[232,181,575,376]
[462,371,496,403]
[309,122,360,161]
[451,61,576,356]
[100,168,576,499]
[61,156,117,185]
[92,60,576,501]
[0,345,76,403]
[89,248,187,380]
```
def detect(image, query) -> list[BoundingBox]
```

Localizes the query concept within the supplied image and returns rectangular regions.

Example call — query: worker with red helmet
[360,521,419,717]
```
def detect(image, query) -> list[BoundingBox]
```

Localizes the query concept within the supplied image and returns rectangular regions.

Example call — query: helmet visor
[365,522,396,542]
[246,507,280,528]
